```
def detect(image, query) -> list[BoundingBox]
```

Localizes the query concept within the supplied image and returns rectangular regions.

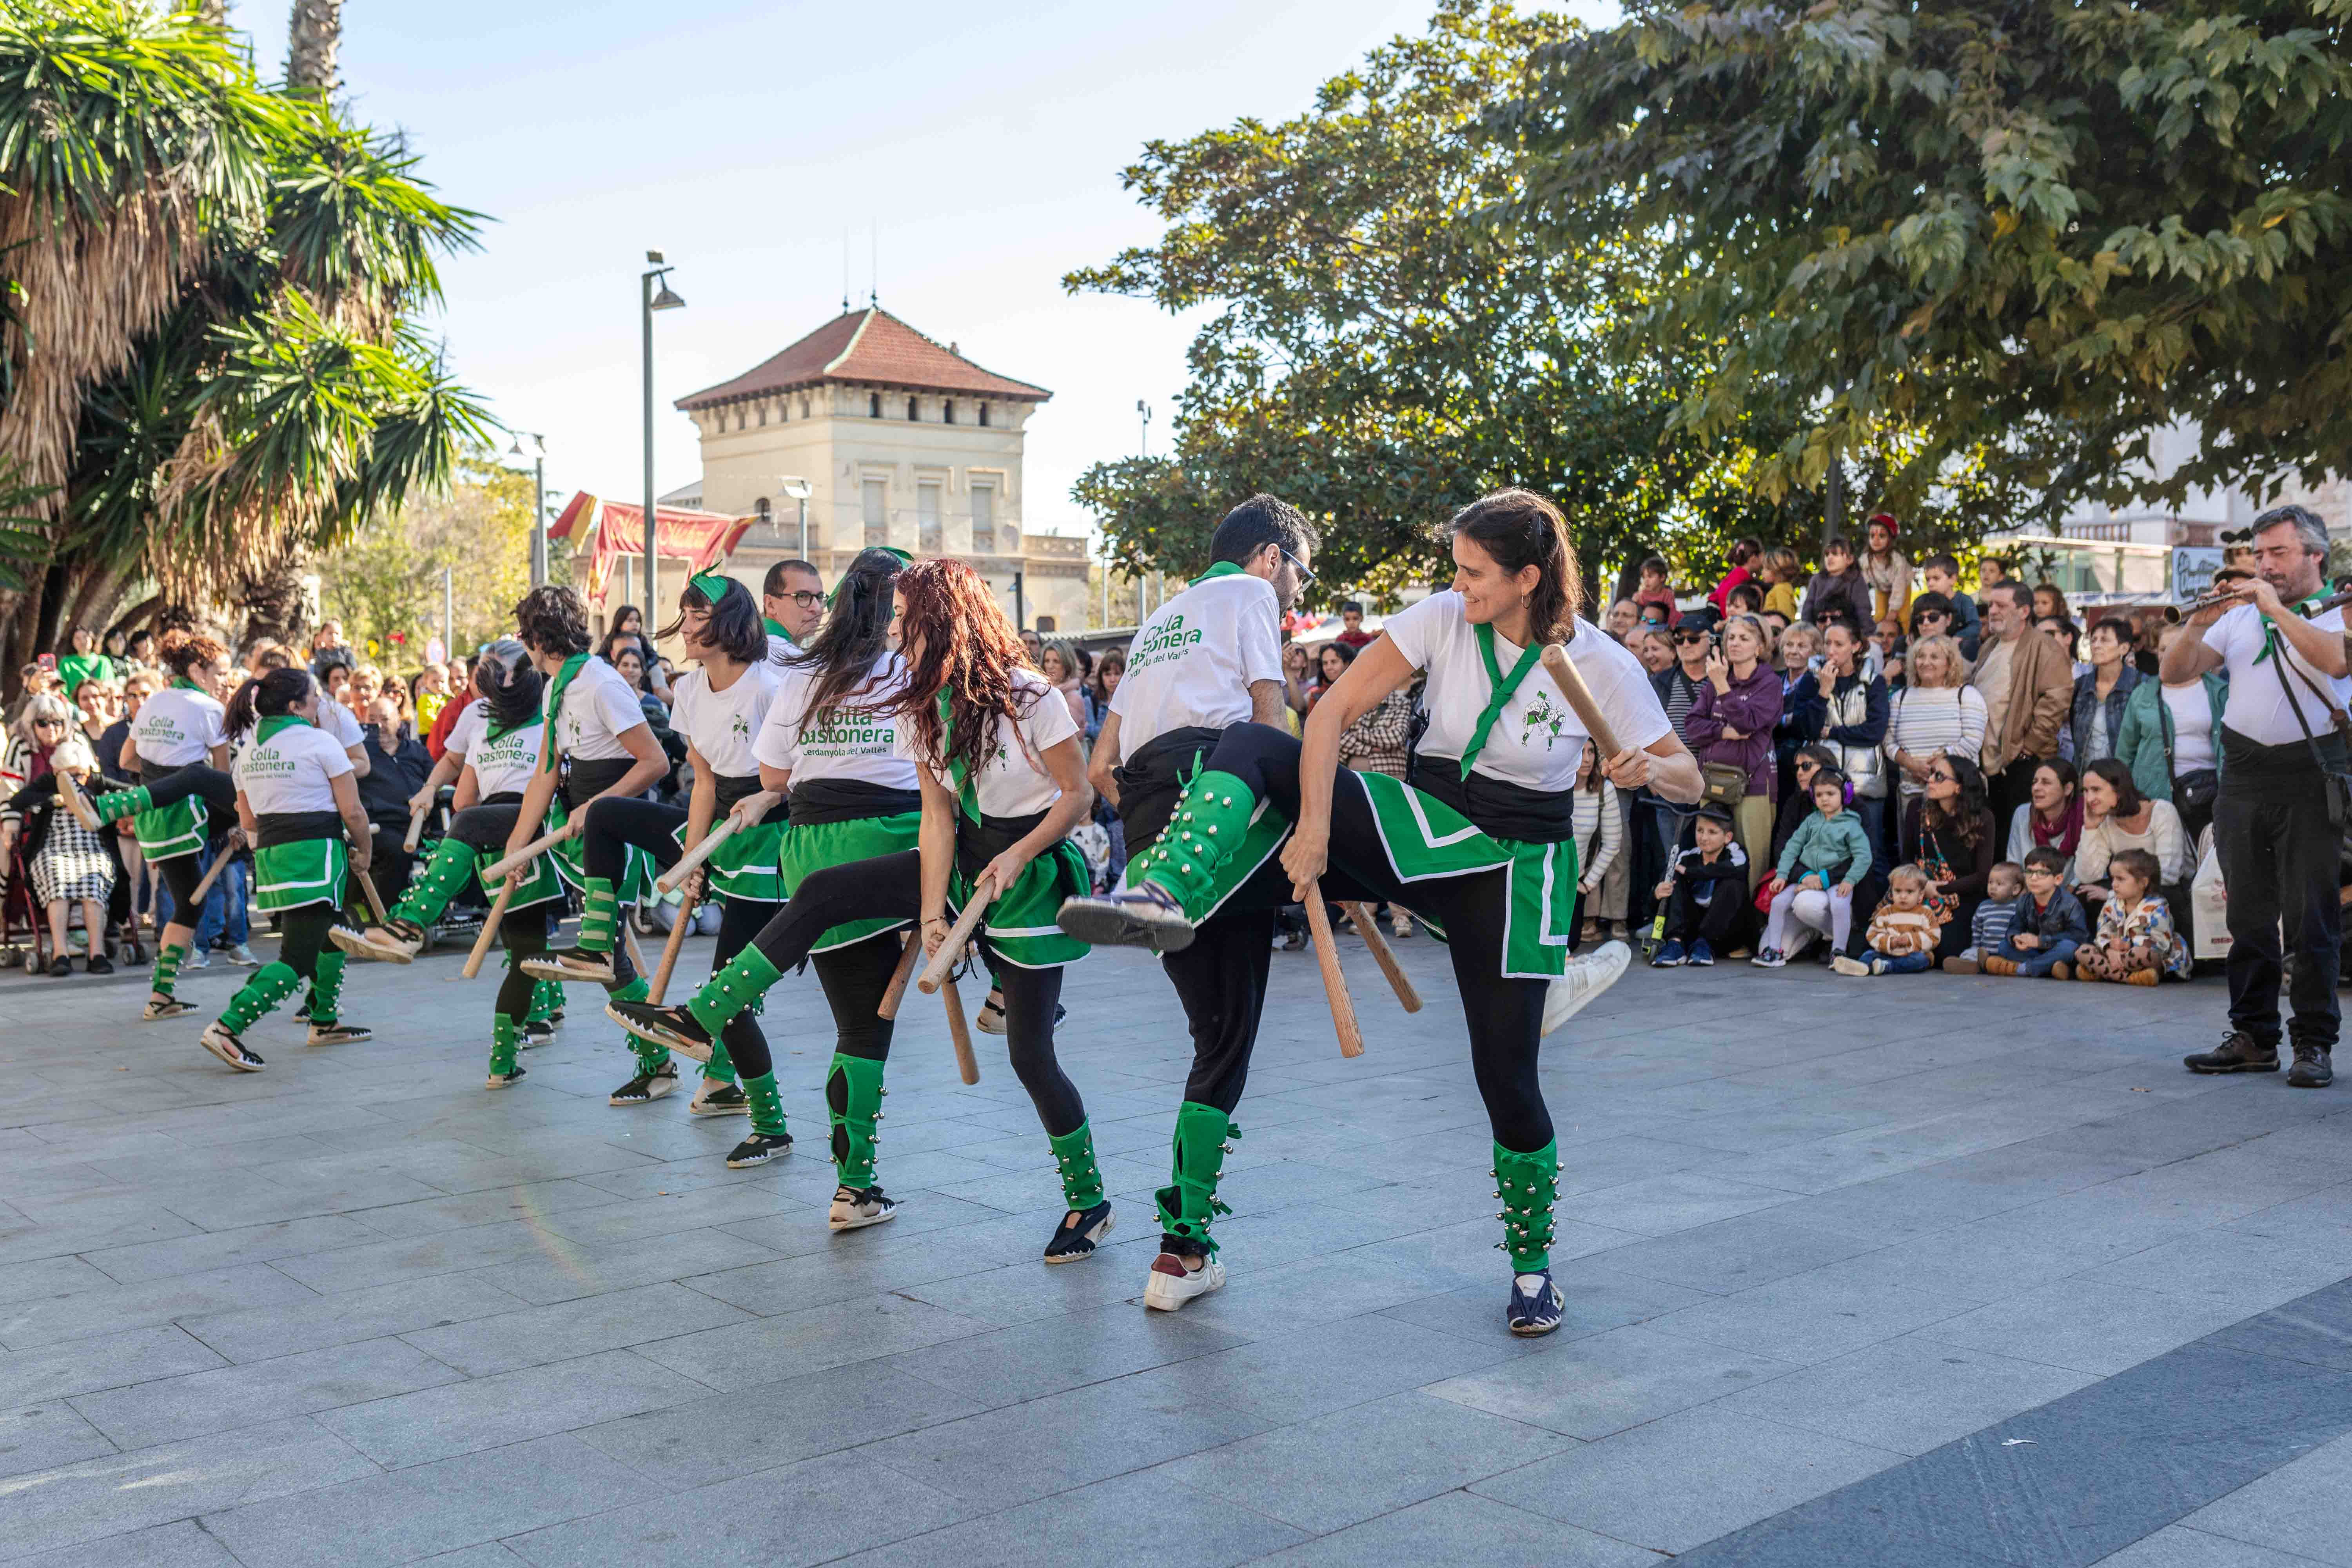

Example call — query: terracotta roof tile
[677,307,1050,410]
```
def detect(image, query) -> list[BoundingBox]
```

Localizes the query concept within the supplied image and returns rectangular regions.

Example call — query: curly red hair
[891,558,1033,790]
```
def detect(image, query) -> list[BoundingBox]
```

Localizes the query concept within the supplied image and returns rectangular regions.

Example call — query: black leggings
[144,764,238,927]
[1204,723,1554,1152]
[279,904,334,981]
[749,849,1085,1136]
[494,906,554,1021]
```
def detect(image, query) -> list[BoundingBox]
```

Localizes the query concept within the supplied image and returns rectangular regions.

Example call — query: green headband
[689,570,735,605]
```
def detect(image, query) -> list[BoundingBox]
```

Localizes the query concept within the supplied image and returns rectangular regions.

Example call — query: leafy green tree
[314,450,537,664]
[1067,2,1798,603]
[1492,0,2352,524]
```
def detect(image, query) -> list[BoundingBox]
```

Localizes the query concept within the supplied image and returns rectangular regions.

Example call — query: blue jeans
[1864,947,1933,974]
[1996,933,2079,977]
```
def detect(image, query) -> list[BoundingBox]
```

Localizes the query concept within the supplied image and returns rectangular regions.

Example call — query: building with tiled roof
[675,305,1087,632]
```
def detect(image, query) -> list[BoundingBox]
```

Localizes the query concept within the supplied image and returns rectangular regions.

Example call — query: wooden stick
[876,933,919,1020]
[480,820,574,886]
[938,975,982,1085]
[1539,642,1622,760]
[178,828,245,911]
[648,894,696,1004]
[54,769,103,831]
[1303,887,1364,1058]
[916,875,995,996]
[461,878,516,980]
[655,816,741,896]
[1342,902,1422,1013]
[353,864,390,925]
[402,802,429,854]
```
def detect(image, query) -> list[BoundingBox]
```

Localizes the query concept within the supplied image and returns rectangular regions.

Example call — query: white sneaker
[1541,940,1629,1038]
[223,944,257,967]
[1142,1250,1225,1311]
[828,1185,899,1231]
[182,947,211,971]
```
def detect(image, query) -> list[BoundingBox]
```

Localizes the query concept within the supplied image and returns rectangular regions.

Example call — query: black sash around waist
[711,771,786,826]
[954,807,1082,903]
[561,756,635,809]
[1113,725,1228,853]
[2221,723,2348,781]
[255,810,343,850]
[1408,754,1576,844]
[789,776,923,827]
[482,790,524,808]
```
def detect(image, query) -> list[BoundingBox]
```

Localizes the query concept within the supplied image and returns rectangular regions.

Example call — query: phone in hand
[35,653,56,671]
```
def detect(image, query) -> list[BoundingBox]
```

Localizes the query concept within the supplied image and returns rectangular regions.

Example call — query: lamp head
[780,477,812,500]
[651,283,685,311]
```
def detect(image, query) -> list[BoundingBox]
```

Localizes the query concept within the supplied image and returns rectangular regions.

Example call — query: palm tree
[286,0,342,98]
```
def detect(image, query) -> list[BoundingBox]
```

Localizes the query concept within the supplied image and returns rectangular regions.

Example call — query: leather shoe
[2287,1046,2335,1089]
[2184,1032,2279,1074]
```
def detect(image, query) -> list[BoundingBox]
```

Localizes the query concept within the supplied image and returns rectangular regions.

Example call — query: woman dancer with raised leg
[612,558,1116,1259]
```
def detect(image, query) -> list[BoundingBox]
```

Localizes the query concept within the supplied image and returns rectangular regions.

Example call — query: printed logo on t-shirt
[243,744,300,778]
[1519,690,1566,750]
[1128,612,1205,676]
[799,704,894,755]
[730,713,751,743]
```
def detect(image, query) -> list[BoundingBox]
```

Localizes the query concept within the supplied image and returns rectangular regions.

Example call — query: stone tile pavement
[0,925,2348,1564]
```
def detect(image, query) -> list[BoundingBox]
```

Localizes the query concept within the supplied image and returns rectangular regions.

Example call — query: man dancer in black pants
[2174,504,2349,1089]
[1060,496,1323,1310]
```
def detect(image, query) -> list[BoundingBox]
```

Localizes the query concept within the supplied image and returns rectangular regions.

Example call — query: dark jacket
[1799,568,1873,630]
[1684,661,1783,799]
[358,724,433,826]
[1902,797,1998,959]
[1668,841,1752,903]
[2111,673,2227,801]
[1789,666,1889,799]
[2065,665,2141,766]
[2007,885,2090,947]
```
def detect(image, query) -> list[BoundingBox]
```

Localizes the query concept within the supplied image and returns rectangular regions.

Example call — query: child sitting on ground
[2072,848,2190,986]
[1651,804,1751,967]
[1942,860,2022,976]
[1833,863,1944,976]
[1983,845,2089,977]
[1753,766,1871,968]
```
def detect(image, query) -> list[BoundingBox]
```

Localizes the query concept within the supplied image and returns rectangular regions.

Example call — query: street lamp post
[780,476,812,559]
[641,251,686,613]
[509,431,547,588]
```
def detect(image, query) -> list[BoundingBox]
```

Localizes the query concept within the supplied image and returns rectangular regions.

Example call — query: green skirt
[254,837,348,913]
[671,818,788,904]
[480,842,566,912]
[1355,771,1579,979]
[953,839,1090,970]
[777,811,921,952]
[545,797,657,904]
[133,795,207,863]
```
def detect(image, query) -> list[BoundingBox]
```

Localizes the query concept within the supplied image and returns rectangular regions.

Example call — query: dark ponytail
[225,667,315,742]
[793,546,907,728]
[472,638,543,733]
[1445,488,1582,644]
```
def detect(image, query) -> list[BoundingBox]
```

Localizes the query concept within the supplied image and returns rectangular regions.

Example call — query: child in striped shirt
[1944,861,2022,976]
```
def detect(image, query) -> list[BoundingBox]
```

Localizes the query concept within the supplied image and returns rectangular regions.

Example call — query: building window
[979,403,991,428]
[907,396,919,422]
[862,478,887,546]
[971,484,995,554]
[758,403,768,426]
[800,397,811,419]
[918,483,942,554]
[944,400,956,425]
[756,497,772,526]
[1036,615,1056,633]
[870,392,882,418]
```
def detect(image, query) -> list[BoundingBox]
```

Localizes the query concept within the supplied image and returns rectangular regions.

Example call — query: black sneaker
[1055,885,1196,953]
[486,1063,527,1091]
[86,954,113,976]
[608,1063,680,1106]
[724,1131,793,1169]
[142,996,195,1022]
[1506,1269,1565,1336]
[46,956,71,977]
[543,1008,566,1027]
[606,1000,711,1056]
[293,1000,313,1024]
[522,1020,556,1049]
[1044,1201,1115,1264]
[2185,1032,2279,1074]
[2288,1046,2335,1089]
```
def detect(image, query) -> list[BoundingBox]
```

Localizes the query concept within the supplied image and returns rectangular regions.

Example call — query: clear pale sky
[223,1,1611,540]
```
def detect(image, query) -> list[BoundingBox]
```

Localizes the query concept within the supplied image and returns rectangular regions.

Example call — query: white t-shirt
[670,661,779,777]
[316,699,364,753]
[2202,602,2352,748]
[1108,570,1283,752]
[234,719,354,815]
[131,685,227,768]
[445,701,545,800]
[898,669,1079,818]
[1382,593,1671,792]
[766,631,797,665]
[2162,682,2216,774]
[551,656,649,761]
[754,653,919,790]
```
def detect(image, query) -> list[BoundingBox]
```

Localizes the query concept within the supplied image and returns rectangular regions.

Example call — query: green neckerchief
[256,714,312,744]
[1461,622,1544,780]
[935,688,985,822]
[1188,561,1249,587]
[537,652,590,772]
[171,678,201,693]
[762,617,794,644]
[2254,592,2330,665]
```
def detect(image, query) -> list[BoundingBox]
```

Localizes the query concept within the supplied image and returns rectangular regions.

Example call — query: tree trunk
[236,555,313,651]
[286,0,343,98]
[198,0,229,25]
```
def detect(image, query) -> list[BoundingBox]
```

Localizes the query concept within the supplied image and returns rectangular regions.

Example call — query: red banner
[550,492,757,607]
